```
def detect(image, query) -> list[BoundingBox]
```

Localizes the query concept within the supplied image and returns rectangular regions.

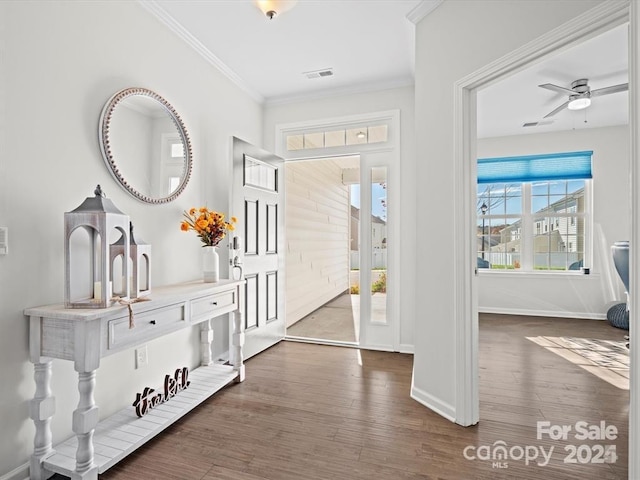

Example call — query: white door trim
[628,2,640,478]
[453,0,635,466]
[275,110,401,352]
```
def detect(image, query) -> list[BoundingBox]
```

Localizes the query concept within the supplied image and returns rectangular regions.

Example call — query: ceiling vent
[304,68,334,79]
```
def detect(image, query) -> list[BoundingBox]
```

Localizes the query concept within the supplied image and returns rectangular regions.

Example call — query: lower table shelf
[42,364,238,477]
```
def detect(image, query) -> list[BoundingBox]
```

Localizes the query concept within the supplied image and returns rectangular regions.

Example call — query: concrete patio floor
[286,292,387,343]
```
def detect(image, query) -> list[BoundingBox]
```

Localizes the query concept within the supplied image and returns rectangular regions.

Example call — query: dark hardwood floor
[56,314,629,479]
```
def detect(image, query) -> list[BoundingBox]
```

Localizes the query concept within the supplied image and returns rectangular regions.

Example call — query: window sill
[478,269,598,279]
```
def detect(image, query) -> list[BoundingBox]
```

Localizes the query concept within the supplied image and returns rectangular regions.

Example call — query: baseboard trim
[399,343,415,354]
[478,306,606,320]
[0,462,28,480]
[410,384,455,423]
[358,342,394,352]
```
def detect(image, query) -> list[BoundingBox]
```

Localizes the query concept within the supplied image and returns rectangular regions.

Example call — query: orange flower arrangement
[181,207,237,247]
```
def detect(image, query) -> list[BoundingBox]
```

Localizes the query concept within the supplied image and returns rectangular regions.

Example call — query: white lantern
[110,223,151,299]
[64,185,130,308]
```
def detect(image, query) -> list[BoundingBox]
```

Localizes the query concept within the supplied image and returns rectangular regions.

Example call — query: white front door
[231,137,285,359]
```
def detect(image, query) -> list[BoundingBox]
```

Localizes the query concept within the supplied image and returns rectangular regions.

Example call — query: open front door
[231,137,285,359]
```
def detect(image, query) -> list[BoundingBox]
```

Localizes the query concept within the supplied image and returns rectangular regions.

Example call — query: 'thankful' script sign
[132,367,190,417]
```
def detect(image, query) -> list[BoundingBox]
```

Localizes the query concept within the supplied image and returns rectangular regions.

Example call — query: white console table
[25,279,245,480]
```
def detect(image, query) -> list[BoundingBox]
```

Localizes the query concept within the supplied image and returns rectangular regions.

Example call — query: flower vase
[202,246,219,283]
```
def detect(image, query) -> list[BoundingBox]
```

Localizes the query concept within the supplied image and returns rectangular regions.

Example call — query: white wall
[285,160,350,326]
[478,126,630,318]
[0,1,262,475]
[413,0,602,420]
[263,86,416,351]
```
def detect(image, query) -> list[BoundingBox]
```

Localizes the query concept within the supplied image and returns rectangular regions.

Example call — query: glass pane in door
[371,167,387,324]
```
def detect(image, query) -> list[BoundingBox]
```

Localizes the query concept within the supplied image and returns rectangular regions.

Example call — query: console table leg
[200,319,214,366]
[29,360,55,480]
[232,308,245,382]
[71,370,99,479]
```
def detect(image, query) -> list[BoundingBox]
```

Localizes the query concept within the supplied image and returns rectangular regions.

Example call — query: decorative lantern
[64,185,130,308]
[110,223,151,298]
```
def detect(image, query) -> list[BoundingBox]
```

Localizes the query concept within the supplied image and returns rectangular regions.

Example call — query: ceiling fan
[539,78,628,118]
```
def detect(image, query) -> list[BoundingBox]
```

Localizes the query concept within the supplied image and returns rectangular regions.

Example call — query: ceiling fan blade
[543,100,570,118]
[539,83,576,95]
[590,83,628,97]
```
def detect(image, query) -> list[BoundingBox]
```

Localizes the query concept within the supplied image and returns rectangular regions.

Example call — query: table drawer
[108,302,186,350]
[191,289,236,321]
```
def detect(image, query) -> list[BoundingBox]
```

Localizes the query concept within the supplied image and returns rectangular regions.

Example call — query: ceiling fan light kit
[567,97,591,111]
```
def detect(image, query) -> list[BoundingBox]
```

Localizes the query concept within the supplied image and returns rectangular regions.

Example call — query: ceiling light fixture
[567,96,591,111]
[256,0,297,20]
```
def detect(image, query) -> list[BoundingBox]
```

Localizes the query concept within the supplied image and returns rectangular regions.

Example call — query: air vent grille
[303,68,334,79]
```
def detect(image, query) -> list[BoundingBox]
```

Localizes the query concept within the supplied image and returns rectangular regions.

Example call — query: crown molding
[406,0,444,25]
[264,77,414,107]
[137,0,264,104]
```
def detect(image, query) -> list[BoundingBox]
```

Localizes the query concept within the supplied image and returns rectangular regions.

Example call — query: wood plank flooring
[57,314,629,479]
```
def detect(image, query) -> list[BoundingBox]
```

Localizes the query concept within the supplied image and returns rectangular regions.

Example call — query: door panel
[266,271,278,321]
[245,199,259,255]
[232,137,285,359]
[245,274,258,330]
[266,204,278,253]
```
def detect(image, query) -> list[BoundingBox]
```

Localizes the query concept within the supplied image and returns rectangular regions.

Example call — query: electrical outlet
[135,346,148,369]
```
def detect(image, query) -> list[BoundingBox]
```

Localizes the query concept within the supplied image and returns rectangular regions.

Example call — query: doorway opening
[276,110,400,352]
[447,0,633,435]
[284,155,354,344]
[283,154,390,346]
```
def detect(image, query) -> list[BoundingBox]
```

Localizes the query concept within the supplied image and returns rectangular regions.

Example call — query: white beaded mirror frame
[99,87,193,204]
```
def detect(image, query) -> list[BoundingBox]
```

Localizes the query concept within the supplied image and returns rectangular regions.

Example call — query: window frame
[477,179,592,274]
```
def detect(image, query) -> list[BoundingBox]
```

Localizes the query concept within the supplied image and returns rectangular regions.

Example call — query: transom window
[286,124,388,151]
[477,151,592,272]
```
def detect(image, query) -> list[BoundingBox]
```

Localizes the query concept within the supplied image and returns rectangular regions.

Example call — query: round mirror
[99,88,193,204]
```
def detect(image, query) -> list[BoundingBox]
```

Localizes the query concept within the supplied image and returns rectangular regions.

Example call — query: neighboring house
[477,225,503,255]
[372,214,387,250]
[492,187,584,268]
[499,187,584,253]
[350,205,387,251]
